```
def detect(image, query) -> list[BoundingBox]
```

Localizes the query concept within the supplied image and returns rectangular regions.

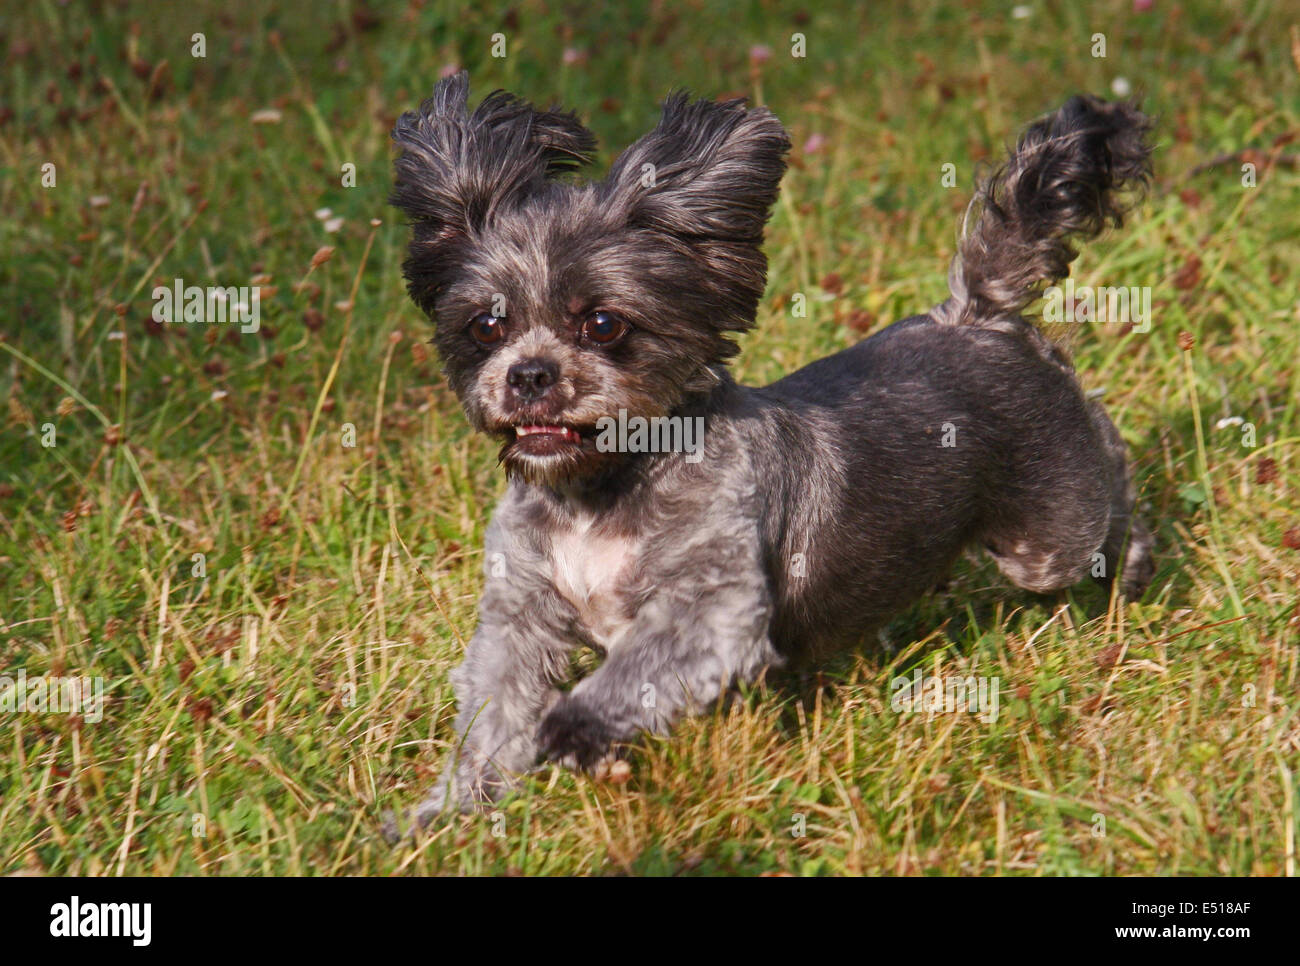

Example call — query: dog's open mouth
[507,423,589,456]
[513,424,582,444]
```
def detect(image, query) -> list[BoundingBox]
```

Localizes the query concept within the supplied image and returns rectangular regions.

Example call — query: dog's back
[743,96,1157,652]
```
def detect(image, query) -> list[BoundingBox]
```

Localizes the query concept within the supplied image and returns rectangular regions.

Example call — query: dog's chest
[549,523,639,651]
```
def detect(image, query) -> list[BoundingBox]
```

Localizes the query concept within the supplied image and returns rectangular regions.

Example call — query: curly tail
[936,95,1154,326]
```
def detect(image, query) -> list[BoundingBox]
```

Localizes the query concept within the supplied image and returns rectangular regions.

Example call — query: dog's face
[391,74,789,485]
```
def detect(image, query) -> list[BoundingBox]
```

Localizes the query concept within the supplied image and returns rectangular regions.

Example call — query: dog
[384,73,1155,834]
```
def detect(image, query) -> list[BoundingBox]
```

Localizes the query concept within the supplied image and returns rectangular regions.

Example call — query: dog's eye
[580,310,628,346]
[468,312,505,346]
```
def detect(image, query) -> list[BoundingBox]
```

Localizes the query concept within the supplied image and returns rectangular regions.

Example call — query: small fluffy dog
[386,74,1155,832]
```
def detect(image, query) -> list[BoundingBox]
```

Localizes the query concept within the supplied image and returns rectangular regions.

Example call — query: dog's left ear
[601,94,790,321]
[604,94,789,240]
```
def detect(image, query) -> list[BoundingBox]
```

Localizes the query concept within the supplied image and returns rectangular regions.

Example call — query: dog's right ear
[391,72,596,312]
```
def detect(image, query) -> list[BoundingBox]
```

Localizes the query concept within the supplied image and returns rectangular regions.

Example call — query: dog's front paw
[537,696,619,772]
[381,779,455,843]
[381,763,498,843]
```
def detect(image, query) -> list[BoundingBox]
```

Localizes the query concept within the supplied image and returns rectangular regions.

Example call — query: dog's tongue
[516,425,580,443]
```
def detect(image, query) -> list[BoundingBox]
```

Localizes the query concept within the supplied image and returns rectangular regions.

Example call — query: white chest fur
[550,517,639,651]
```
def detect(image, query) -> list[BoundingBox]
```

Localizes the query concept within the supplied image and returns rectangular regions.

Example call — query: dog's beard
[479,369,722,487]
[457,346,698,488]
[496,425,630,486]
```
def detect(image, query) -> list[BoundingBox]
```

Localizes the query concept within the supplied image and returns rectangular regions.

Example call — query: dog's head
[390,73,789,485]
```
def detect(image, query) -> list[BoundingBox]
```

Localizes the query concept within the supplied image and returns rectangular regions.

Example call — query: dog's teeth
[515,425,578,441]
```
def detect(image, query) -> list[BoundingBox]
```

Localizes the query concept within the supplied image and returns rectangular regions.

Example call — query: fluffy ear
[602,94,789,242]
[599,94,790,328]
[390,72,596,310]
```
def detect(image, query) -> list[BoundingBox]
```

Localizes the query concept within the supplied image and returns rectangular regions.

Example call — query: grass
[1,0,1297,876]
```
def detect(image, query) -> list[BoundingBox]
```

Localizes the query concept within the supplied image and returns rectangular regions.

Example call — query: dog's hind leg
[978,385,1115,594]
[1087,399,1154,599]
[982,491,1111,594]
[979,391,1152,599]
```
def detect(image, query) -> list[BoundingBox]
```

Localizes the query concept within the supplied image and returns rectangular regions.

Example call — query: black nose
[506,358,559,401]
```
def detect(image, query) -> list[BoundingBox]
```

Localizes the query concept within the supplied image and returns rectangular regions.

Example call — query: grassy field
[1,0,1297,876]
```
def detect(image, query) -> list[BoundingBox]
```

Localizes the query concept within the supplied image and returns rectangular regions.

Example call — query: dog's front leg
[435,627,567,803]
[536,574,779,771]
[390,623,571,836]
[390,532,577,836]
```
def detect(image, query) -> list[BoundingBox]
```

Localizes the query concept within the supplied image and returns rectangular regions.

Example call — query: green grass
[1,0,1297,875]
